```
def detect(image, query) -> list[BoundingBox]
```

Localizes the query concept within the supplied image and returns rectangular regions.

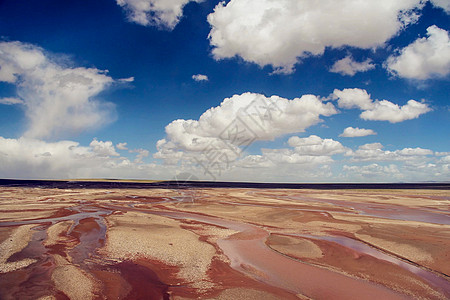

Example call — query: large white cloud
[154,92,337,164]
[0,135,446,182]
[333,88,431,123]
[330,56,375,76]
[207,0,425,74]
[0,137,160,179]
[116,0,203,29]
[0,41,127,139]
[386,25,450,80]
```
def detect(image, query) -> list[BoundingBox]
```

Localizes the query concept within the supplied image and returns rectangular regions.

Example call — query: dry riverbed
[0,187,449,299]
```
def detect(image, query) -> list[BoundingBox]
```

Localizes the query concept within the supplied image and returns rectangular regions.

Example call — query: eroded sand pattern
[0,186,449,299]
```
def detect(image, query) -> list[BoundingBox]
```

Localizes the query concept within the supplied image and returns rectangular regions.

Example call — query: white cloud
[233,155,275,169]
[119,77,135,83]
[261,135,347,165]
[116,142,128,150]
[330,56,375,76]
[1,135,446,182]
[0,136,169,180]
[360,99,431,123]
[0,137,117,179]
[350,142,434,161]
[262,149,335,165]
[0,97,24,105]
[0,41,128,139]
[129,148,150,163]
[89,139,119,157]
[116,0,203,29]
[340,127,377,137]
[287,135,348,156]
[439,155,450,163]
[386,25,450,79]
[334,88,374,110]
[192,74,208,81]
[154,92,337,164]
[435,151,450,156]
[343,164,403,180]
[358,142,384,150]
[207,0,425,74]
[333,88,431,123]
[430,0,450,13]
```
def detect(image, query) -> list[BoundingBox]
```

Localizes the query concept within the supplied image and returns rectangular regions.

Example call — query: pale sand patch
[103,211,217,290]
[44,220,74,246]
[182,223,239,241]
[0,224,37,273]
[207,288,287,299]
[356,233,433,263]
[267,234,323,259]
[173,288,292,300]
[0,203,69,211]
[0,210,60,222]
[36,296,56,300]
[51,254,96,300]
[331,213,447,228]
[299,221,362,235]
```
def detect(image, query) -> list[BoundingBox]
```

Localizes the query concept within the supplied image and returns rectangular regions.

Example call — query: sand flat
[0,186,448,299]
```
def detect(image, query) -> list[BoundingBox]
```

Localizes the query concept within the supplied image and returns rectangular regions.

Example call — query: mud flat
[0,185,449,299]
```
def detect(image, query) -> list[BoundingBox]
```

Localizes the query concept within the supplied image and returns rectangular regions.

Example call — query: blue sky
[0,0,448,182]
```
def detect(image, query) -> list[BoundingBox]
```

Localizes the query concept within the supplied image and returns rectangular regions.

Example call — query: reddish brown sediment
[0,187,449,299]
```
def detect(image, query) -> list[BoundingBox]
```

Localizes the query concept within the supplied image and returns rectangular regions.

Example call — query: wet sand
[0,186,449,299]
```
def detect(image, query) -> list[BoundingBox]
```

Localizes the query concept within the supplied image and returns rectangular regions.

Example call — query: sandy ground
[0,224,37,273]
[0,186,449,299]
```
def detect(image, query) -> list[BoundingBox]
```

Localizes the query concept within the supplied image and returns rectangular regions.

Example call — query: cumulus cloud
[116,0,203,29]
[386,26,450,80]
[192,74,208,81]
[360,100,431,122]
[154,92,337,164]
[287,135,348,156]
[333,88,431,123]
[340,127,377,137]
[349,142,434,161]
[261,135,347,165]
[0,97,24,105]
[207,0,425,74]
[334,88,374,110]
[330,56,375,76]
[0,136,168,179]
[0,41,127,139]
[89,139,119,157]
[0,137,115,178]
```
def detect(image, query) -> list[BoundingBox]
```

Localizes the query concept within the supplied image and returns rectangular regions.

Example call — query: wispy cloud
[0,41,132,139]
[192,74,208,81]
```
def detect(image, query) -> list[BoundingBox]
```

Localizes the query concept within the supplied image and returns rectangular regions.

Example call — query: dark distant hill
[0,179,449,190]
